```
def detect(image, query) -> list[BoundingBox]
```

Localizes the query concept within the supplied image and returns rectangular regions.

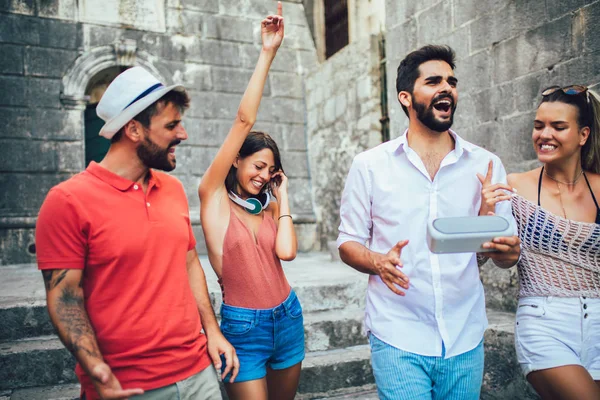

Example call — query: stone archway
[60,39,168,111]
[60,39,170,166]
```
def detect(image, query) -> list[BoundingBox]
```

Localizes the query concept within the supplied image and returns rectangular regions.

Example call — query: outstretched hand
[261,2,284,52]
[477,160,514,216]
[373,240,410,296]
[91,362,144,400]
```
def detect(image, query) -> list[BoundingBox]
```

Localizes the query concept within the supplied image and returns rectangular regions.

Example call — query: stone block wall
[385,0,600,310]
[0,0,318,265]
[305,35,383,249]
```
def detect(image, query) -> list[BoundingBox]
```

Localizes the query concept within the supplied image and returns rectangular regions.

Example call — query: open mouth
[432,98,453,113]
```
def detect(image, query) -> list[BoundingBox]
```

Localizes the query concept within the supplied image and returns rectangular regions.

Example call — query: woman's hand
[261,2,284,52]
[270,170,288,200]
[477,160,514,215]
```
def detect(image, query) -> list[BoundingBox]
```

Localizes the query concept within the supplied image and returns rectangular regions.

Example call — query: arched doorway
[60,40,170,169]
[83,66,128,165]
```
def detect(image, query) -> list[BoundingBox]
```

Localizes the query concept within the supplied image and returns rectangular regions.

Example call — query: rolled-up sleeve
[337,155,373,248]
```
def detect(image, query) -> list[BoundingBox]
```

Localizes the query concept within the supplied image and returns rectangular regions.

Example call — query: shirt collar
[86,161,162,191]
[393,129,475,158]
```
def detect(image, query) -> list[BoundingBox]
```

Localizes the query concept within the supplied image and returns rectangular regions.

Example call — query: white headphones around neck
[228,191,271,215]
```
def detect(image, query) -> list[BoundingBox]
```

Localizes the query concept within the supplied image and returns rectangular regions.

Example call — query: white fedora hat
[97,66,186,139]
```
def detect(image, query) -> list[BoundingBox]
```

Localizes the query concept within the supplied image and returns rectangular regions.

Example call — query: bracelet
[278,214,292,221]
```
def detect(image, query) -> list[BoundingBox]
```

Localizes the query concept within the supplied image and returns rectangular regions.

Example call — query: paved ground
[0,252,365,308]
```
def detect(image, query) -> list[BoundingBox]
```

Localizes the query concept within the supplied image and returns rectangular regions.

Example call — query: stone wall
[385,0,600,310]
[0,0,318,265]
[305,35,383,249]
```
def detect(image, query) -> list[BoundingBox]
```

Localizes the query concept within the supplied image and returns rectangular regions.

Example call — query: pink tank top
[220,205,291,308]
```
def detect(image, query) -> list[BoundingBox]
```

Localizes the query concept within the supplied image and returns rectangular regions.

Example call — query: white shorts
[515,296,600,380]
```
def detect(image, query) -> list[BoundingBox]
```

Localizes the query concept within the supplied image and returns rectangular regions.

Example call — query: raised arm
[43,269,143,399]
[198,2,285,200]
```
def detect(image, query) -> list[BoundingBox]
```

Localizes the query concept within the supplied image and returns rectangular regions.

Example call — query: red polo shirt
[35,162,211,399]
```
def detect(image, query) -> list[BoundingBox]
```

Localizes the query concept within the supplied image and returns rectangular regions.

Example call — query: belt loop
[255,309,260,326]
[284,290,295,312]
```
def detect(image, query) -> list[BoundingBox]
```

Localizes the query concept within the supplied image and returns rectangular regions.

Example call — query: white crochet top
[512,194,600,298]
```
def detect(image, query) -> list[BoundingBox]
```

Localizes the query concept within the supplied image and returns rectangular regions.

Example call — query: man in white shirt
[337,45,521,400]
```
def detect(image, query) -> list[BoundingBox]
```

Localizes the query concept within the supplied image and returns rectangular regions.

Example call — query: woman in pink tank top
[198,4,304,399]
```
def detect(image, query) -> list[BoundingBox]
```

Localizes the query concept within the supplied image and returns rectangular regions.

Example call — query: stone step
[0,254,368,342]
[0,307,369,391]
[1,384,80,400]
[0,336,76,391]
[299,345,373,396]
[0,315,538,399]
[304,307,366,352]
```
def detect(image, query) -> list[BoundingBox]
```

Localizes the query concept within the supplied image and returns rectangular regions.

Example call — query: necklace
[543,167,584,219]
[543,168,584,185]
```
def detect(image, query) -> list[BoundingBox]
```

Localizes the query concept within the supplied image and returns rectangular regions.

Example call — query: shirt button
[146,202,151,207]
[583,304,587,310]
[584,313,588,319]
[133,184,139,190]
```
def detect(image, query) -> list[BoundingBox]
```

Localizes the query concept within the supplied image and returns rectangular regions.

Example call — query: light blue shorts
[369,334,484,400]
[219,290,305,382]
[516,296,600,379]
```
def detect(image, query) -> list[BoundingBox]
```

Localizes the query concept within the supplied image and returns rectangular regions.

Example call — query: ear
[398,91,412,110]
[233,155,240,168]
[580,126,591,146]
[123,120,144,143]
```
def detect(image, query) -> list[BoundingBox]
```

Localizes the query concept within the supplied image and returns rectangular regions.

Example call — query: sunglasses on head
[541,85,588,97]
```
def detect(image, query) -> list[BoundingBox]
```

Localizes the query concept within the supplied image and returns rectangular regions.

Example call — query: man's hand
[206,331,239,383]
[372,240,410,296]
[477,160,514,216]
[91,362,143,400]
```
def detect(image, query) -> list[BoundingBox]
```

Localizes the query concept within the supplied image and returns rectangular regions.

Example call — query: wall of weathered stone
[305,35,383,249]
[0,0,318,265]
[385,0,600,310]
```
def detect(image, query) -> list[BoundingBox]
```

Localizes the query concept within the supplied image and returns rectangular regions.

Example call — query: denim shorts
[515,296,600,379]
[219,290,305,382]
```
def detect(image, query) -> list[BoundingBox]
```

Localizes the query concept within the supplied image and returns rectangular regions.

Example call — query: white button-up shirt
[337,130,515,358]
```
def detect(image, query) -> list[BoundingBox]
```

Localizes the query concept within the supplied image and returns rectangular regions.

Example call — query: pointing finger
[484,160,493,184]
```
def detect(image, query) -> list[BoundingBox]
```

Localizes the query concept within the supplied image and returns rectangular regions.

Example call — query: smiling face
[136,102,187,171]
[401,60,458,132]
[533,101,590,166]
[234,148,276,197]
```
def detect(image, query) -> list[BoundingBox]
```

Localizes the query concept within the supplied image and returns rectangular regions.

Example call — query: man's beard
[413,95,456,132]
[137,134,180,172]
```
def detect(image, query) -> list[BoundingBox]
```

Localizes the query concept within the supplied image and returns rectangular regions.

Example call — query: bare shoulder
[508,168,542,201]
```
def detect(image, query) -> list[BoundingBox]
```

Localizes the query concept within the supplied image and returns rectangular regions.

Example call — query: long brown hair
[540,88,600,173]
[225,131,283,196]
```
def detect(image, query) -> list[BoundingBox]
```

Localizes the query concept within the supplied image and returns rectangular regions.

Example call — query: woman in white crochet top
[485,85,600,399]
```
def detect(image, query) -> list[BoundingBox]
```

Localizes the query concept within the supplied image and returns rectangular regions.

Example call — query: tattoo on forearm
[56,284,101,360]
[42,270,69,291]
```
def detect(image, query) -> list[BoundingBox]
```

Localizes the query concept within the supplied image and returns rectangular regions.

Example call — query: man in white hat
[35,67,237,399]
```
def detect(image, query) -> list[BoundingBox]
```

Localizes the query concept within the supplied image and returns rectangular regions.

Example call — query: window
[324,0,349,58]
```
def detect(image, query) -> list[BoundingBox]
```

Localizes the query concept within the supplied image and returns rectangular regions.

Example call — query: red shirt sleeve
[35,187,88,270]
